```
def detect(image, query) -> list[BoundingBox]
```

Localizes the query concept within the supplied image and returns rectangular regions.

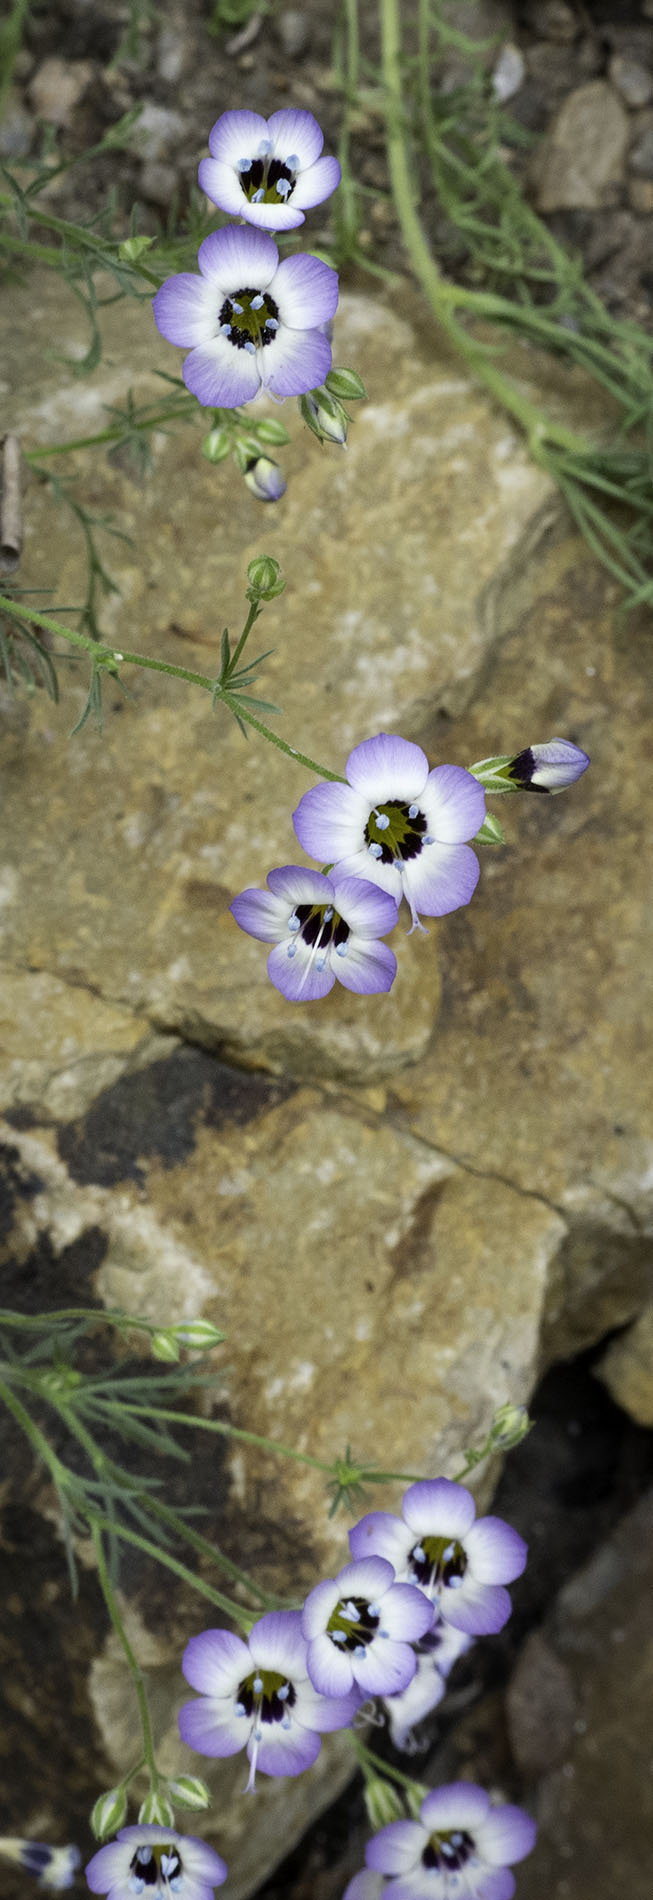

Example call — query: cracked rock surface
[1,273,652,1896]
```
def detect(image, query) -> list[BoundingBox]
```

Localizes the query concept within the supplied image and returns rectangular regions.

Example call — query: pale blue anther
[354,1644,367,1659]
[287,942,297,959]
[379,1628,390,1639]
[447,1575,463,1590]
[220,323,232,336]
[254,1726,263,1742]
[276,178,291,198]
[331,1629,347,1644]
[324,905,334,921]
[250,294,265,310]
[368,1602,380,1616]
[288,912,300,932]
[237,157,252,172]
[252,187,265,202]
[253,1675,264,1693]
[235,1700,247,1716]
[413,1544,426,1562]
[170,1882,183,1895]
[267,318,279,331]
[408,803,419,819]
[243,341,257,354]
[129,1880,145,1895]
[282,1715,292,1729]
[424,835,434,846]
[368,842,383,859]
[278,1683,290,1700]
[335,942,348,958]
[316,953,327,971]
[451,1834,464,1847]
[257,139,273,156]
[231,301,244,314]
[161,1857,176,1876]
[373,811,390,830]
[286,153,301,169]
[137,1851,153,1866]
[442,1543,455,1561]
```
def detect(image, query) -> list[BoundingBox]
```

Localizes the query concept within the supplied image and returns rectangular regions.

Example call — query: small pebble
[629,123,653,176]
[628,175,653,211]
[524,0,577,42]
[492,43,526,104]
[275,9,311,60]
[609,54,653,109]
[28,56,93,128]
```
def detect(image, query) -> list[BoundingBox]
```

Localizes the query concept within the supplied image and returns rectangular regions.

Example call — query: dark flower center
[327,1593,381,1651]
[507,746,549,793]
[409,1534,467,1593]
[365,798,428,866]
[291,901,350,951]
[239,154,297,206]
[236,1666,297,1726]
[423,1828,474,1873]
[219,287,280,351]
[129,1845,183,1893]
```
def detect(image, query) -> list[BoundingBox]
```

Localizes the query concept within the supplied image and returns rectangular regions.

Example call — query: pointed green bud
[246,555,286,600]
[138,1791,176,1827]
[171,1320,225,1351]
[364,1776,407,1830]
[91,1787,128,1841]
[202,427,231,465]
[325,366,367,401]
[167,1775,211,1812]
[118,235,155,263]
[301,388,348,446]
[467,755,518,794]
[474,812,505,846]
[490,1402,532,1449]
[150,1329,180,1363]
[254,417,291,446]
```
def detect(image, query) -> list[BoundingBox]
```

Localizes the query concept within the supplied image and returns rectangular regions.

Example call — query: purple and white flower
[507,738,590,793]
[292,735,486,933]
[301,1556,433,1699]
[198,108,341,231]
[365,1783,536,1900]
[383,1621,473,1752]
[0,1840,80,1892]
[153,225,338,409]
[343,1875,387,1900]
[230,866,399,1003]
[349,1480,527,1637]
[85,1827,227,1900]
[178,1611,359,1791]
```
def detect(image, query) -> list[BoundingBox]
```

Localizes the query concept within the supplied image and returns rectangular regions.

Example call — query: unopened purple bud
[508,738,590,793]
[243,456,287,503]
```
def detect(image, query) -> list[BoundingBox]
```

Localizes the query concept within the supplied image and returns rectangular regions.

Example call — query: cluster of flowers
[85,1477,536,1900]
[153,108,341,412]
[230,731,590,1003]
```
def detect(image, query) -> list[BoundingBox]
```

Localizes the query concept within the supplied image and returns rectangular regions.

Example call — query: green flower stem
[0,198,161,285]
[379,0,591,463]
[88,1512,256,1626]
[25,410,195,461]
[90,1520,161,1792]
[351,1735,425,1795]
[96,1400,344,1472]
[0,1377,72,1492]
[0,1305,173,1337]
[0,594,343,782]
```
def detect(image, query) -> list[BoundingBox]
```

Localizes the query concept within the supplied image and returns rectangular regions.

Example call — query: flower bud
[507,738,590,793]
[167,1775,211,1811]
[490,1402,532,1449]
[363,1775,406,1830]
[325,366,367,401]
[91,1788,128,1841]
[118,235,155,264]
[246,554,286,600]
[138,1791,176,1827]
[254,416,291,446]
[150,1329,180,1363]
[171,1320,225,1351]
[202,428,231,465]
[243,456,286,502]
[301,388,348,446]
[474,812,505,846]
